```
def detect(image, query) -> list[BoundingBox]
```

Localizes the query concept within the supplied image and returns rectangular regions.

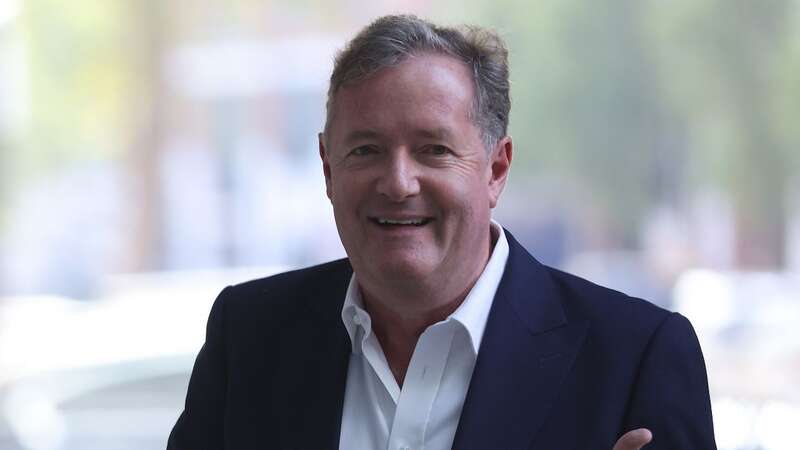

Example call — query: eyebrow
[341,127,455,145]
[415,127,454,141]
[343,129,382,145]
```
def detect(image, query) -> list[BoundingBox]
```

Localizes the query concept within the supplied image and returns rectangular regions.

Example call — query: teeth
[377,218,426,225]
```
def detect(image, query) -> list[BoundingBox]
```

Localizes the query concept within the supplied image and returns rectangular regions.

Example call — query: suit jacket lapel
[294,320,350,450]
[452,231,588,450]
[275,261,353,450]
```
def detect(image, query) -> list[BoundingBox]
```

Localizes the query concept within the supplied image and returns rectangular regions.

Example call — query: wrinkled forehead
[329,50,474,105]
[326,54,477,141]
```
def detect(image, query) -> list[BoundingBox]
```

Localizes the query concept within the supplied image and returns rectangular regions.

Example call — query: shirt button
[352,314,362,325]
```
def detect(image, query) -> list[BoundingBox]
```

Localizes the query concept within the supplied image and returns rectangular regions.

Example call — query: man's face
[320,53,511,288]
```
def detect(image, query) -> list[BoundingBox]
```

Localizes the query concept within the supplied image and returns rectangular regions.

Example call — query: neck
[356,225,498,385]
[360,281,474,386]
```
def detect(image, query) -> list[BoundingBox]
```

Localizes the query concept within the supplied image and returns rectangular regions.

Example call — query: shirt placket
[386,322,456,450]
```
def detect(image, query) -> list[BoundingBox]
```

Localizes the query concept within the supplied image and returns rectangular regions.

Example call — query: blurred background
[0,0,798,449]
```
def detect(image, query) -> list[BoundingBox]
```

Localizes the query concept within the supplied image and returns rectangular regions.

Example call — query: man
[168,15,716,450]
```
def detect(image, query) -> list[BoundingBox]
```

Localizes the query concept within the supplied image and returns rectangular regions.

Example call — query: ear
[487,135,513,209]
[319,133,333,200]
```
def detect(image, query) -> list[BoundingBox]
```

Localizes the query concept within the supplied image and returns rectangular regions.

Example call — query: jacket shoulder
[218,258,352,325]
[544,265,674,341]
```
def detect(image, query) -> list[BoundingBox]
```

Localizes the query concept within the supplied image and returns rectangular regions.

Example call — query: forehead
[328,53,476,142]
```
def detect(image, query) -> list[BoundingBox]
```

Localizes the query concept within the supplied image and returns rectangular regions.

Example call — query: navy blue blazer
[168,231,716,449]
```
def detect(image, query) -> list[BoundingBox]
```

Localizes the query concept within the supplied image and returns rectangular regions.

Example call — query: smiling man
[168,15,716,450]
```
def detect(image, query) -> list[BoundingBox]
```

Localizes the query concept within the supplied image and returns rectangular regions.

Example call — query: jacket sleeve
[622,312,717,449]
[167,287,231,450]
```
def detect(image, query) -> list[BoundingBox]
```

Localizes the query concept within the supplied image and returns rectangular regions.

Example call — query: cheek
[431,179,483,220]
[331,178,367,212]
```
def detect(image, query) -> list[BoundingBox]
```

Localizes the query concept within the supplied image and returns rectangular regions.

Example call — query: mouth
[368,216,434,228]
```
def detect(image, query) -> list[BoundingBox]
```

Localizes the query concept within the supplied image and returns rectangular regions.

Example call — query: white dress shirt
[339,221,510,450]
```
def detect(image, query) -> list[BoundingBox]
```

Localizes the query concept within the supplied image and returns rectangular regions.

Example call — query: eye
[349,145,378,156]
[424,145,452,156]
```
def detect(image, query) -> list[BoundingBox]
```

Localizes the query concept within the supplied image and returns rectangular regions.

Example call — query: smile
[369,217,433,226]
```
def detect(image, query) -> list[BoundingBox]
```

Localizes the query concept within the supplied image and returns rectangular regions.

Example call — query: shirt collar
[340,220,510,355]
[449,220,509,353]
[341,274,371,354]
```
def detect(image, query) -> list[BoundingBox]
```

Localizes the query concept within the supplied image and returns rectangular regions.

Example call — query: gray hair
[323,14,510,152]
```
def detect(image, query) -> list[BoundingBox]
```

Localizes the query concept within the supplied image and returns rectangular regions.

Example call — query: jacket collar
[451,229,588,449]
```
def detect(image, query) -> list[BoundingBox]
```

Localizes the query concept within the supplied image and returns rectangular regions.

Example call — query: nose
[375,150,420,201]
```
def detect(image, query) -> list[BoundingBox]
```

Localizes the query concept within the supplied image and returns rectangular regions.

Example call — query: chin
[367,256,436,282]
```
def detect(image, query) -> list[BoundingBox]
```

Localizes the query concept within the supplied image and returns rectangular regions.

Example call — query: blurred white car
[0,266,286,450]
